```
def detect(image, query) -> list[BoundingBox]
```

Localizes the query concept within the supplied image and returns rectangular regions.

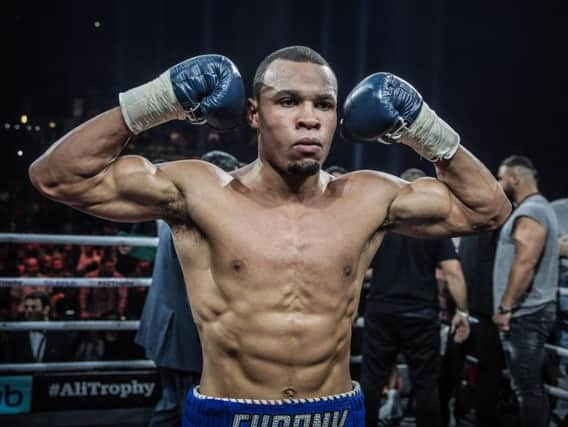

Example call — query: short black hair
[325,165,348,175]
[201,150,241,172]
[24,291,51,308]
[501,154,536,170]
[253,46,335,99]
[501,155,538,179]
[400,168,427,181]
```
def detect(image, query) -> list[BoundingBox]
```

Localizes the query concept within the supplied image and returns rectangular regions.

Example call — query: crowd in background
[0,217,158,362]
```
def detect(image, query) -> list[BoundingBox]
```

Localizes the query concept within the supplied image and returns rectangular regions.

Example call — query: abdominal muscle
[193,285,355,400]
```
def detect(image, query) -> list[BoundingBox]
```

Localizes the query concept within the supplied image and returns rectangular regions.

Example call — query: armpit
[161,195,192,224]
[378,215,397,231]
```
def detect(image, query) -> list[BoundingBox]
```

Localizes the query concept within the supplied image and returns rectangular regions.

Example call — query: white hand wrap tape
[119,71,185,135]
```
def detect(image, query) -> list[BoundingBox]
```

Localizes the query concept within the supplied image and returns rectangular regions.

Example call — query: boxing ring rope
[545,343,568,359]
[0,321,139,331]
[0,232,158,247]
[546,385,568,400]
[354,314,480,326]
[0,277,151,287]
[1,231,568,401]
[0,360,156,373]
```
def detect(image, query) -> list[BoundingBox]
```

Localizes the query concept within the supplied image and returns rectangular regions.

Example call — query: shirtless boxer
[29,46,511,426]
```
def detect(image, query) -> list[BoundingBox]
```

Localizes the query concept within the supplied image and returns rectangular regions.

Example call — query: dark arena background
[2,1,568,426]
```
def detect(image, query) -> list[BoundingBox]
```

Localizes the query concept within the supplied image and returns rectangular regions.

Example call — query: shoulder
[518,196,554,218]
[514,197,556,228]
[551,198,568,209]
[156,159,237,205]
[327,169,404,197]
[158,159,233,185]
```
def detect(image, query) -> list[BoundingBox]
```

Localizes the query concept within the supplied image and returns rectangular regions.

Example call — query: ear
[247,97,260,129]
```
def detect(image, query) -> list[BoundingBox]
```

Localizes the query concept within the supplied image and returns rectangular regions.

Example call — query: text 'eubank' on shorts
[183,381,365,427]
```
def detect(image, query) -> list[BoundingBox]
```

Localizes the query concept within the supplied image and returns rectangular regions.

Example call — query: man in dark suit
[135,150,241,427]
[5,291,74,363]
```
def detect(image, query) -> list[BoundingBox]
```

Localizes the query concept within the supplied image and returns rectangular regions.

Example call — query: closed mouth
[293,138,322,147]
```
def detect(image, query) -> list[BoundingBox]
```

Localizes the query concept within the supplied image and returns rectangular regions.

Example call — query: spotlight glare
[34,125,41,132]
[4,123,10,129]
[20,114,28,124]
[94,20,101,28]
[26,125,32,131]
[17,150,23,157]
[14,124,20,130]
[48,121,56,129]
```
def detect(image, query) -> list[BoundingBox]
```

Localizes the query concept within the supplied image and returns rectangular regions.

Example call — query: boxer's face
[249,60,337,177]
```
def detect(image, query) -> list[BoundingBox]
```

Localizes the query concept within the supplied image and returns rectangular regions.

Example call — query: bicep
[386,178,488,238]
[67,155,184,223]
[512,216,547,266]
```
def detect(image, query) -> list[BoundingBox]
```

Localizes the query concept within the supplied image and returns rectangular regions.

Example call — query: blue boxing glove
[119,54,245,134]
[341,72,460,161]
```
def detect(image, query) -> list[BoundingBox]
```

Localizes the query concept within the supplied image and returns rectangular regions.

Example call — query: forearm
[29,108,131,193]
[433,146,510,228]
[444,270,468,312]
[500,263,535,308]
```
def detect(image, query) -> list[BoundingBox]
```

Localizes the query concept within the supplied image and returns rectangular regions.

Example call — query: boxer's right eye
[278,97,297,107]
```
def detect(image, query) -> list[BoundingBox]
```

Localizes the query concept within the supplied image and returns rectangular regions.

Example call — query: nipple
[231,259,242,272]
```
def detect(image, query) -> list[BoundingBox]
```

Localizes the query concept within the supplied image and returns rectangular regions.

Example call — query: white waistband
[193,381,361,405]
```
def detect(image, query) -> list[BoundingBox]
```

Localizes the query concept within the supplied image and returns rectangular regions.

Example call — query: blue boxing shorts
[183,381,365,427]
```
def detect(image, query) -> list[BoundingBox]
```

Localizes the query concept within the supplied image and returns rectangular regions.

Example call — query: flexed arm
[29,55,245,223]
[341,73,511,237]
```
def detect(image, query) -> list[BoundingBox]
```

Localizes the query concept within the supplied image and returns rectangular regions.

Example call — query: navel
[282,386,297,398]
[343,265,352,277]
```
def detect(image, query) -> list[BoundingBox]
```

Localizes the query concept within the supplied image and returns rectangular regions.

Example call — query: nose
[296,103,321,130]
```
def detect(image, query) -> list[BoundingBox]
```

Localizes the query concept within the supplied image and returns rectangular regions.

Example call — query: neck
[249,159,326,202]
[514,182,539,204]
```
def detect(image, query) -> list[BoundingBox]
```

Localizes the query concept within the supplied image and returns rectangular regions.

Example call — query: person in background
[361,168,470,427]
[439,229,504,427]
[4,291,75,363]
[493,155,558,427]
[79,253,127,320]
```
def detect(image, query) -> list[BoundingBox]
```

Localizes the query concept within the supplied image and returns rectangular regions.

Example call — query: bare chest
[214,207,362,277]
